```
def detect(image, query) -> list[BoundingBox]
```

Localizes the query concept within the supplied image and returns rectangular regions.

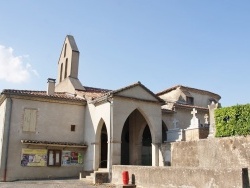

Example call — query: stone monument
[166,119,184,142]
[208,101,218,138]
[188,108,200,129]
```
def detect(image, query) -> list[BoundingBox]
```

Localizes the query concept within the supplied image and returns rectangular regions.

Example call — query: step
[85,175,93,181]
[98,168,108,172]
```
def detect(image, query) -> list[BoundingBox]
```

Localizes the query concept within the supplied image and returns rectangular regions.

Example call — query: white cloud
[0,45,38,83]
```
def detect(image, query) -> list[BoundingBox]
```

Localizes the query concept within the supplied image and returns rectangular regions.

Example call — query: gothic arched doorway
[121,109,152,166]
[100,123,107,168]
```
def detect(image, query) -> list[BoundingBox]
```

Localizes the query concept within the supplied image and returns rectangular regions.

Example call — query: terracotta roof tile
[21,139,87,148]
[174,103,208,110]
[104,81,164,103]
[76,86,111,99]
[1,89,86,102]
[156,85,221,99]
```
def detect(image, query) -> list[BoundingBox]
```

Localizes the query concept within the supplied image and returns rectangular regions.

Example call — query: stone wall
[171,135,250,168]
[160,143,171,166]
[171,135,250,186]
[112,165,247,188]
[185,127,209,141]
[111,136,250,187]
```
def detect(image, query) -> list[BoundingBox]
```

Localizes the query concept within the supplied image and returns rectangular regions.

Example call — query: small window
[186,97,194,105]
[64,58,68,79]
[71,125,76,132]
[64,43,67,57]
[48,150,61,166]
[60,63,63,82]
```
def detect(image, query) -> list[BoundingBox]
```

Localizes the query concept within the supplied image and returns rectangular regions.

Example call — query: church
[0,35,220,181]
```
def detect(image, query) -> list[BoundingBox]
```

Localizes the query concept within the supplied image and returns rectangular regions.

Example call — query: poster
[78,153,83,164]
[70,152,78,164]
[61,151,71,165]
[61,151,83,166]
[21,148,47,167]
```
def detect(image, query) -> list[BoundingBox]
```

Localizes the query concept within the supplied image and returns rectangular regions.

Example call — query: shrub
[215,104,250,137]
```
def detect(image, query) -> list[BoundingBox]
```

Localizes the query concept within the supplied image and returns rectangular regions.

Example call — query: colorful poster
[61,151,83,166]
[61,151,71,166]
[78,153,83,164]
[70,152,78,164]
[21,148,47,167]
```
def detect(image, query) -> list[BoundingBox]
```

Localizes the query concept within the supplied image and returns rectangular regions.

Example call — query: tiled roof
[1,89,86,102]
[156,85,221,99]
[76,86,111,99]
[174,103,208,110]
[105,81,164,103]
[21,139,87,148]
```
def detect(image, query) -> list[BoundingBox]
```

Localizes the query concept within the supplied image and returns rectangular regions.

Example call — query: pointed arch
[121,108,153,166]
[120,107,155,141]
[95,118,106,143]
[94,118,108,168]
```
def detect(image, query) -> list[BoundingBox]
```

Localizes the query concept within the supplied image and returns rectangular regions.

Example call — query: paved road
[0,179,116,188]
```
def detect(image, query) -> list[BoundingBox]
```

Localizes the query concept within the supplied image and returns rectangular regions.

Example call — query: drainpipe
[107,98,113,183]
[3,97,12,182]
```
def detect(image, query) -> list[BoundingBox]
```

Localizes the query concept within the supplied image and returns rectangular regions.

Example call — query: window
[186,97,194,105]
[47,150,61,166]
[71,125,76,132]
[23,109,37,132]
[60,63,63,82]
[64,43,67,57]
[64,58,68,79]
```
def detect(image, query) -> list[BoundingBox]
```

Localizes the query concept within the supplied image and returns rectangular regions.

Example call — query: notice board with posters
[21,148,47,167]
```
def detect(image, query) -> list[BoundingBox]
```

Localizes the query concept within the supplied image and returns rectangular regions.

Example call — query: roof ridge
[1,89,85,102]
[156,84,221,99]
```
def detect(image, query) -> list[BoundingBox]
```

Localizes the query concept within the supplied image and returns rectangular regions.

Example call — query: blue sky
[0,1,250,107]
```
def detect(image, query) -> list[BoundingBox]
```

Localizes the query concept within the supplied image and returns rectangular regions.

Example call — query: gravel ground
[0,179,116,188]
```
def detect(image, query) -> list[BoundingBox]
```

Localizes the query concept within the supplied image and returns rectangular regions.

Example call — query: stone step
[83,169,109,182]
[85,175,93,181]
[97,168,108,172]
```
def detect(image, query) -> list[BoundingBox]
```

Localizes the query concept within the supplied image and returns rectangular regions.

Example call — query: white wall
[84,102,111,171]
[0,100,6,169]
[4,97,86,181]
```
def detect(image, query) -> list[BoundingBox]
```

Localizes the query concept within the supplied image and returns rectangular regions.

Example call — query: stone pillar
[107,140,112,176]
[208,102,218,138]
[92,142,100,171]
[110,141,121,165]
[136,142,142,165]
[151,143,160,166]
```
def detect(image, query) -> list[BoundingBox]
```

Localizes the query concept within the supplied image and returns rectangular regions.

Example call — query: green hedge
[215,104,250,137]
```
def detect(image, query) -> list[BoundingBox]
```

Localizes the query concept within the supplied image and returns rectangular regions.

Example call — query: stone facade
[0,35,221,181]
[0,94,86,181]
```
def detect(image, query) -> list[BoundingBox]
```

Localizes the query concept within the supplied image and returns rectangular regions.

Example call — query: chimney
[47,78,56,95]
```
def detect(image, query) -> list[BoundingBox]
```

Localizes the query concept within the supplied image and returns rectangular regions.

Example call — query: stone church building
[0,35,220,181]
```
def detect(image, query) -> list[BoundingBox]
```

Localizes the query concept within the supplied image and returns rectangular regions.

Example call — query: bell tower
[55,35,84,93]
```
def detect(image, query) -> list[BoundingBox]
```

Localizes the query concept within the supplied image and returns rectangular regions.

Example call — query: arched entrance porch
[121,109,152,166]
